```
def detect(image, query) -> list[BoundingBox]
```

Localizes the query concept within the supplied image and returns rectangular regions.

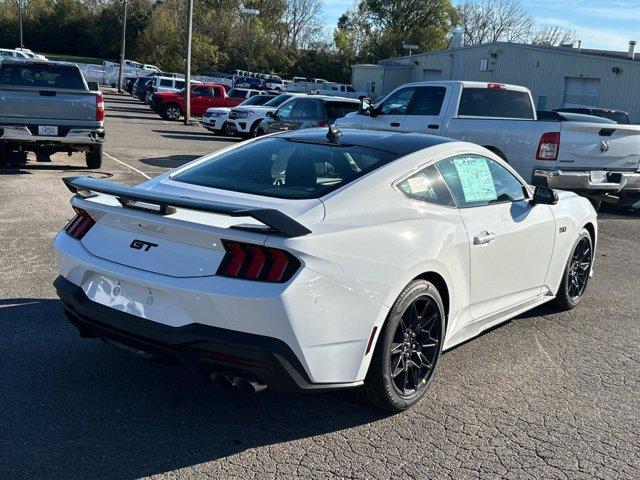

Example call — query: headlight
[235,111,251,119]
[206,111,223,118]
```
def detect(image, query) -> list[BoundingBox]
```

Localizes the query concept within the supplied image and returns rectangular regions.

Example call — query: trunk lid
[557,122,640,170]
[73,178,323,278]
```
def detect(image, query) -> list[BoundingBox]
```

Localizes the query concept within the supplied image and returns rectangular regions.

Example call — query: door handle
[428,124,440,129]
[390,122,401,127]
[473,231,496,245]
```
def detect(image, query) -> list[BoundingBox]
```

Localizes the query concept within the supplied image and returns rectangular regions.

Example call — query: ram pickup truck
[0,60,105,168]
[151,84,251,121]
[337,81,640,208]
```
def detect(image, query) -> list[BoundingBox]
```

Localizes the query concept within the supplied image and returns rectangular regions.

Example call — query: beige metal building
[352,41,640,121]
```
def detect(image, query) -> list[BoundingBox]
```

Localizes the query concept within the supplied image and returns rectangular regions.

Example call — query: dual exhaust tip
[210,372,267,394]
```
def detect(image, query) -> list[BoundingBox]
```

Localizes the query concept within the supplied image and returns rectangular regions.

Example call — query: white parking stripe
[104,152,152,180]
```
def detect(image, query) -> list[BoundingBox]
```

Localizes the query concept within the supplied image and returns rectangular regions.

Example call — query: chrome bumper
[533,169,640,192]
[0,125,105,145]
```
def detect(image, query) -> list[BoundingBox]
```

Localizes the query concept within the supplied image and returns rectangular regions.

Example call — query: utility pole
[184,0,194,125]
[117,0,128,94]
[17,0,24,48]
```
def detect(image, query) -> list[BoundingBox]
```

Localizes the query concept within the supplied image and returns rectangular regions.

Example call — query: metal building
[352,41,640,121]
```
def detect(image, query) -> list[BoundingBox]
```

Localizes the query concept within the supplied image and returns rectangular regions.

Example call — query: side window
[159,79,172,87]
[437,155,527,207]
[191,86,208,97]
[290,100,309,118]
[304,101,318,118]
[175,80,185,89]
[409,87,446,116]
[213,88,222,98]
[277,100,295,118]
[397,164,455,207]
[379,87,416,115]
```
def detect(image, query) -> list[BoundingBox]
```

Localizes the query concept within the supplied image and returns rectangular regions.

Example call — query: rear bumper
[55,275,340,392]
[533,169,640,192]
[53,231,383,388]
[0,124,105,146]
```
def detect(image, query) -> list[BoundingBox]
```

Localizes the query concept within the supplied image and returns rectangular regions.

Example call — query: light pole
[117,0,128,94]
[183,0,194,125]
[17,0,24,48]
[240,6,260,71]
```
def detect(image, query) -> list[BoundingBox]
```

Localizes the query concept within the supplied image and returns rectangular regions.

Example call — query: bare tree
[283,0,324,49]
[528,24,576,46]
[456,0,533,45]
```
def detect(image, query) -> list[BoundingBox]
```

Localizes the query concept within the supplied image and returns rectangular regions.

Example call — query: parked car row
[0,48,48,61]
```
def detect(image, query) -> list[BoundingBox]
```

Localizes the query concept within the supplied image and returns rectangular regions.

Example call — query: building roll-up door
[563,77,601,107]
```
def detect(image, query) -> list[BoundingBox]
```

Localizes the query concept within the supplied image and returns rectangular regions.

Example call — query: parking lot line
[104,152,152,179]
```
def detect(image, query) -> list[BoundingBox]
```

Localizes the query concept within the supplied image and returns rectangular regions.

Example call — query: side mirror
[359,97,372,115]
[87,81,99,91]
[266,111,275,118]
[531,186,558,205]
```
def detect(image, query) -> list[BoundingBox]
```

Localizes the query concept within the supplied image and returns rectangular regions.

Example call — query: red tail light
[536,132,560,160]
[64,207,95,239]
[317,120,328,127]
[96,93,105,121]
[217,240,300,283]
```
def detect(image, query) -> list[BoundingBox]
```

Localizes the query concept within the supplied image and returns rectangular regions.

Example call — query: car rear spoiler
[62,176,311,238]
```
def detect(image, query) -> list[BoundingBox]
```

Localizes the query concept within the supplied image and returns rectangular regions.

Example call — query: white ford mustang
[53,127,597,411]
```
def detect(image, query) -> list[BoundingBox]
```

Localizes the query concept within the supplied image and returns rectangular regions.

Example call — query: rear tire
[555,228,593,311]
[161,103,181,121]
[85,145,103,169]
[358,279,445,412]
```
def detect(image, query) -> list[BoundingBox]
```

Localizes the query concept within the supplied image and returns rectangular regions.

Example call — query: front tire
[358,279,445,412]
[555,228,593,311]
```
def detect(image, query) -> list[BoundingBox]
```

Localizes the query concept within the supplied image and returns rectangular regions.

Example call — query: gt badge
[130,239,159,252]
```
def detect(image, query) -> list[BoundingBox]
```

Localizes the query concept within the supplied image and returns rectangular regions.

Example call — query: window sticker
[452,156,497,203]
[407,174,430,194]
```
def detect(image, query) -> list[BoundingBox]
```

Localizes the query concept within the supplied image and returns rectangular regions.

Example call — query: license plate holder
[38,125,58,136]
[589,171,608,183]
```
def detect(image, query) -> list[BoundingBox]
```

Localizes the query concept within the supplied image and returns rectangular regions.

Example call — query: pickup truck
[337,81,640,208]
[315,84,367,99]
[151,84,259,121]
[0,60,105,168]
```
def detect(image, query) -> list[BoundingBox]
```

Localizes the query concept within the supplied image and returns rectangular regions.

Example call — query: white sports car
[53,128,597,411]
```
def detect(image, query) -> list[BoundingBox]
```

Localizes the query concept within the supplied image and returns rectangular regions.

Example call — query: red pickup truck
[152,84,246,121]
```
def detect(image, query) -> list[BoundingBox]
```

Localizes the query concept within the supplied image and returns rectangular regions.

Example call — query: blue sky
[322,0,639,52]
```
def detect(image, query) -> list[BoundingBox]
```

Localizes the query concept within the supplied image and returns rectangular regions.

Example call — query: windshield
[265,94,292,107]
[172,137,399,199]
[239,95,274,106]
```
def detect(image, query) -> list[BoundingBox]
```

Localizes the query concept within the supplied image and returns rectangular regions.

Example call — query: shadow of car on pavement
[0,298,388,479]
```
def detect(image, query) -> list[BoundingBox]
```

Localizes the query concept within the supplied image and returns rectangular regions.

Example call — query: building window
[537,95,547,110]
[480,58,488,72]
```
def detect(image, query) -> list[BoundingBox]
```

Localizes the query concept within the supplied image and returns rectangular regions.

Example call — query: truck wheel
[161,104,181,121]
[247,120,262,138]
[85,145,103,169]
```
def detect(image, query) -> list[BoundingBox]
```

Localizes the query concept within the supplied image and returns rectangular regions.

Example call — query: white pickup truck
[337,81,640,208]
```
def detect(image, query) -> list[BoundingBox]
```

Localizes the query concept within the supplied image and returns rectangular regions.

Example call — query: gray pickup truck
[0,60,105,168]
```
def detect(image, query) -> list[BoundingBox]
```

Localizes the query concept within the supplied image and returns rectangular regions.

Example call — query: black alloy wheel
[389,295,442,396]
[555,228,593,310]
[358,279,445,412]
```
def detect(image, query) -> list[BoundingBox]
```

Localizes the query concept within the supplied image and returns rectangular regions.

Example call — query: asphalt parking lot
[1,91,639,479]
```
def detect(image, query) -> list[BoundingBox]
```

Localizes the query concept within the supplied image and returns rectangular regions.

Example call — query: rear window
[0,64,85,89]
[228,89,248,98]
[172,137,399,199]
[324,101,359,119]
[458,88,534,119]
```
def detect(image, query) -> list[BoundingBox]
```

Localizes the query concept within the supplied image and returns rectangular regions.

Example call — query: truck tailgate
[0,87,98,124]
[558,122,640,170]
